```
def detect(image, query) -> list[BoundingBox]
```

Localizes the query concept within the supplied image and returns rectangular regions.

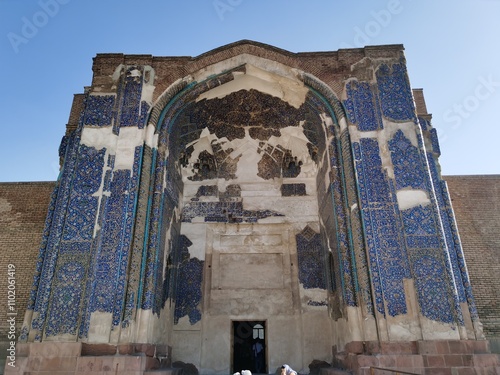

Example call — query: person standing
[252,339,264,373]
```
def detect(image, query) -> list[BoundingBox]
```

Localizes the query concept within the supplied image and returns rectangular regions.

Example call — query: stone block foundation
[325,340,500,375]
[4,342,173,375]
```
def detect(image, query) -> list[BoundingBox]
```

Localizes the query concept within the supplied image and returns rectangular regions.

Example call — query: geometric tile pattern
[316,143,343,320]
[296,226,326,290]
[389,130,426,190]
[376,61,416,122]
[400,202,457,323]
[418,116,429,131]
[354,138,410,317]
[430,128,441,156]
[22,130,80,342]
[83,95,115,126]
[123,145,153,326]
[44,143,105,337]
[142,152,167,314]
[412,255,454,323]
[401,205,437,236]
[344,81,383,131]
[174,235,203,325]
[181,199,284,224]
[426,154,468,307]
[339,128,374,316]
[118,67,143,128]
[90,170,133,324]
[328,136,357,308]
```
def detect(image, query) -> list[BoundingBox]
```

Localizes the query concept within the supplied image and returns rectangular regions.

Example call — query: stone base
[323,340,500,375]
[4,342,173,375]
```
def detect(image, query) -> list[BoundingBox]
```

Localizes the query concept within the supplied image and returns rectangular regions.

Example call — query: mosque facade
[2,41,498,375]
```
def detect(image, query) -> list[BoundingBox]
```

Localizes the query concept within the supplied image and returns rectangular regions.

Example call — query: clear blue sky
[1,0,499,182]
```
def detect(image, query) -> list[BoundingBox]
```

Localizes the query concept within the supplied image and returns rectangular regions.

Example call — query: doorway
[232,321,266,374]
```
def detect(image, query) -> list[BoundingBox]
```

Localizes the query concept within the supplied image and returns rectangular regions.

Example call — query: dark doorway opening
[232,321,266,374]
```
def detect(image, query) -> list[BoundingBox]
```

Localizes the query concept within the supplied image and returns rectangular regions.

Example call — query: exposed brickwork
[445,175,500,338]
[0,182,55,341]
[90,40,403,102]
[66,93,85,134]
[413,88,429,115]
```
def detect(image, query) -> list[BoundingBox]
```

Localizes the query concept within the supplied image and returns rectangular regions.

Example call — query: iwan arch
[14,41,487,375]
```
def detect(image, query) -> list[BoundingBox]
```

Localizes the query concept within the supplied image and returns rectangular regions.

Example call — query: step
[358,367,423,375]
[472,354,500,367]
[144,369,183,375]
[319,368,352,375]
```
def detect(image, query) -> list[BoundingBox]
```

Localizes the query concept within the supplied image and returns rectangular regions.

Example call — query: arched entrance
[139,60,371,373]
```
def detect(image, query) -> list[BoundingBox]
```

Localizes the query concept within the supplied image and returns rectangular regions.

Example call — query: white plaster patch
[180,223,207,261]
[112,64,124,86]
[396,190,430,210]
[114,127,146,170]
[192,53,302,86]
[268,125,318,178]
[383,121,420,148]
[145,123,158,149]
[346,306,363,341]
[420,315,461,340]
[87,311,113,343]
[81,126,117,151]
[338,117,349,133]
[196,63,308,109]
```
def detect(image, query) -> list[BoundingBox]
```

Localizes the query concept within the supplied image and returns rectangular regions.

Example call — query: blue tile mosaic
[118,67,143,128]
[376,61,417,122]
[426,155,466,301]
[89,166,140,327]
[281,183,306,196]
[29,130,79,336]
[139,101,150,128]
[296,226,327,290]
[354,138,410,317]
[412,255,454,323]
[123,145,152,327]
[181,201,284,223]
[440,180,478,319]
[25,183,59,312]
[328,137,357,308]
[45,261,86,336]
[418,116,429,131]
[389,130,426,190]
[142,151,166,312]
[83,95,115,126]
[42,142,105,338]
[174,235,203,325]
[401,205,437,236]
[344,81,383,131]
[430,128,441,156]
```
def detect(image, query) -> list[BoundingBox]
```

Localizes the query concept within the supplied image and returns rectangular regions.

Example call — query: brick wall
[445,175,500,338]
[0,182,55,341]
